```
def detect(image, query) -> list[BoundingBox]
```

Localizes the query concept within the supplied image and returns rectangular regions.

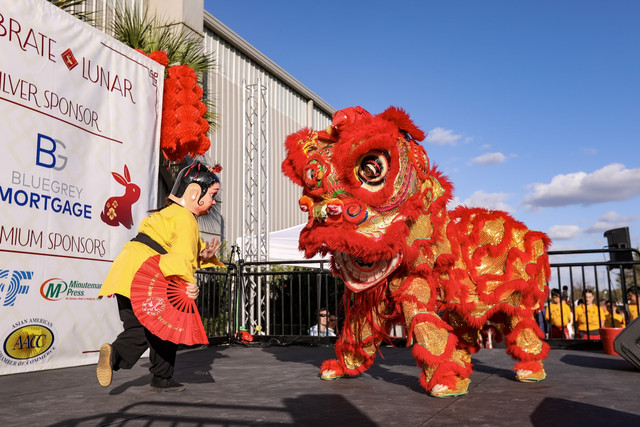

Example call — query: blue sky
[205,1,640,257]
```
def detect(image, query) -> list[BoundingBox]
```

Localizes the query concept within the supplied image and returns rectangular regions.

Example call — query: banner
[0,0,164,374]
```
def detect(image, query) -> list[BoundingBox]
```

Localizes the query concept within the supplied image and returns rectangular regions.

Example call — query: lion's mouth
[333,252,402,292]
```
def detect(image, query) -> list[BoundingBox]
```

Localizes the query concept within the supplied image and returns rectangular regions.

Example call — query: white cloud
[462,190,514,213]
[598,211,638,223]
[426,127,463,146]
[523,163,640,208]
[584,211,639,234]
[471,152,506,165]
[547,225,581,240]
[447,195,462,210]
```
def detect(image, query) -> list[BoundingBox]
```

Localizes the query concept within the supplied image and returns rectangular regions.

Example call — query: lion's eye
[306,168,316,181]
[303,158,325,189]
[357,152,389,187]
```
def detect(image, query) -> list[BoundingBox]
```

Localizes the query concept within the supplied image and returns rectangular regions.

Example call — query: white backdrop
[237,224,330,267]
[0,0,164,374]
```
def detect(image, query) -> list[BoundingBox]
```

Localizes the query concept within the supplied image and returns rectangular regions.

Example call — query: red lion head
[283,106,452,292]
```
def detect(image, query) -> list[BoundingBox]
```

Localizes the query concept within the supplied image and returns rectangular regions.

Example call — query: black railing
[195,262,236,343]
[195,248,639,347]
[546,248,639,343]
[196,260,340,343]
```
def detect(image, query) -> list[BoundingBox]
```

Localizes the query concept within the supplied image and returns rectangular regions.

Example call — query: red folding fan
[130,255,208,345]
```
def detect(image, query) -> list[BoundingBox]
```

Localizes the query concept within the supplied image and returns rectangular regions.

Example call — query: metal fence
[195,248,640,346]
[195,260,341,342]
[545,248,639,343]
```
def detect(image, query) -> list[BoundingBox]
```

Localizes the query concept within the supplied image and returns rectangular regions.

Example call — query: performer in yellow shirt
[96,162,225,392]
[545,289,572,338]
[603,301,626,328]
[574,289,605,340]
[627,286,639,322]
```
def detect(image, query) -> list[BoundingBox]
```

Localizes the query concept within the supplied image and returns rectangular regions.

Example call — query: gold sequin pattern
[343,352,366,370]
[423,365,437,382]
[452,348,471,367]
[414,322,449,356]
[470,301,492,318]
[503,291,522,307]
[515,327,543,355]
[404,278,431,304]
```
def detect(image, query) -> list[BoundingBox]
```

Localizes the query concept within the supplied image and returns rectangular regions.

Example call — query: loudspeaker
[604,227,633,268]
[614,316,640,370]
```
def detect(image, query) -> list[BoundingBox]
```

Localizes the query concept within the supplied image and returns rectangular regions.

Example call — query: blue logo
[36,133,67,171]
[0,270,33,307]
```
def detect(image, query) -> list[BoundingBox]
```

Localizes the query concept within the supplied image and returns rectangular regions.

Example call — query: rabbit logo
[100,165,140,229]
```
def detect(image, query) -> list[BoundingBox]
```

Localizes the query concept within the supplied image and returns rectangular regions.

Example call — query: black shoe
[96,343,113,387]
[149,376,186,392]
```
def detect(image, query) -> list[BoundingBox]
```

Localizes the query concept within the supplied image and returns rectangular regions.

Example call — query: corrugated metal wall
[70,0,147,34]
[202,12,334,247]
[65,1,335,248]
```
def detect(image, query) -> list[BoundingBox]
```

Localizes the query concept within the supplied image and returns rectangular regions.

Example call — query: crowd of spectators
[542,285,639,340]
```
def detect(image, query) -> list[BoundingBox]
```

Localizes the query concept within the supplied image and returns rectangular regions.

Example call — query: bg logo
[36,133,68,171]
[0,270,33,307]
[40,278,68,301]
[4,324,55,360]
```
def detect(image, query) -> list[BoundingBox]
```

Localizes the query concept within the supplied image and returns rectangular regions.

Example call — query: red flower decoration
[134,49,211,162]
[160,64,211,161]
[149,50,169,67]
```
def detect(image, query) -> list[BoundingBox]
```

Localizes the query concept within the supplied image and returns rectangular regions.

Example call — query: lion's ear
[282,128,315,186]
[378,106,426,142]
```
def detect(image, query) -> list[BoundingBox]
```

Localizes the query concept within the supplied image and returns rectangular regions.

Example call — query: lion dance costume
[282,106,551,397]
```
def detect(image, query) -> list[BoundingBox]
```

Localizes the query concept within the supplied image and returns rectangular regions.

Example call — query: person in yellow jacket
[627,286,639,322]
[603,301,626,328]
[574,289,605,340]
[96,161,225,392]
[545,289,572,338]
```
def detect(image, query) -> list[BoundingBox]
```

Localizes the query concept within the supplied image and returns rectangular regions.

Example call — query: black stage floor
[1,343,639,426]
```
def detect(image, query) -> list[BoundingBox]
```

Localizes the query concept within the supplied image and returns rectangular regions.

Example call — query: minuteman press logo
[40,278,102,301]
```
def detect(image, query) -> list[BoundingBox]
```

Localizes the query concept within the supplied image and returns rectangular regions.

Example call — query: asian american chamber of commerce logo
[2,319,56,366]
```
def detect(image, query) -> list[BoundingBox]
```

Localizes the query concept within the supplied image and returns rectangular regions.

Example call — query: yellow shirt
[629,304,639,322]
[603,312,626,328]
[98,203,224,298]
[545,302,572,327]
[574,304,604,332]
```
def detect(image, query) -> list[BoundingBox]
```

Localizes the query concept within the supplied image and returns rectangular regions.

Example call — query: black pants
[111,294,177,379]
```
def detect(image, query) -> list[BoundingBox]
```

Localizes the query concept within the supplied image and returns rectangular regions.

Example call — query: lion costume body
[282,106,551,397]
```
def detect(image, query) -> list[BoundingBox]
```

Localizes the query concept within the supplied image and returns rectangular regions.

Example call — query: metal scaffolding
[241,79,269,261]
[240,79,270,332]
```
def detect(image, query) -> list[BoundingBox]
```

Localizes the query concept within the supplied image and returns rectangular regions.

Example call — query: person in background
[603,301,626,328]
[328,314,339,336]
[309,308,336,336]
[535,306,548,338]
[627,286,639,322]
[574,289,605,340]
[96,161,225,392]
[545,289,572,339]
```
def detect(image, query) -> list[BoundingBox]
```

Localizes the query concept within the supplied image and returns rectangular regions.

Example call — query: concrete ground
[1,342,639,426]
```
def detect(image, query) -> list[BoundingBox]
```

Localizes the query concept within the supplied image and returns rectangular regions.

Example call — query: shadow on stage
[559,353,637,371]
[530,397,640,426]
[47,394,377,427]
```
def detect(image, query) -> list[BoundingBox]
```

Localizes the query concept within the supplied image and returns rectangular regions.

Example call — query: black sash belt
[131,233,167,255]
